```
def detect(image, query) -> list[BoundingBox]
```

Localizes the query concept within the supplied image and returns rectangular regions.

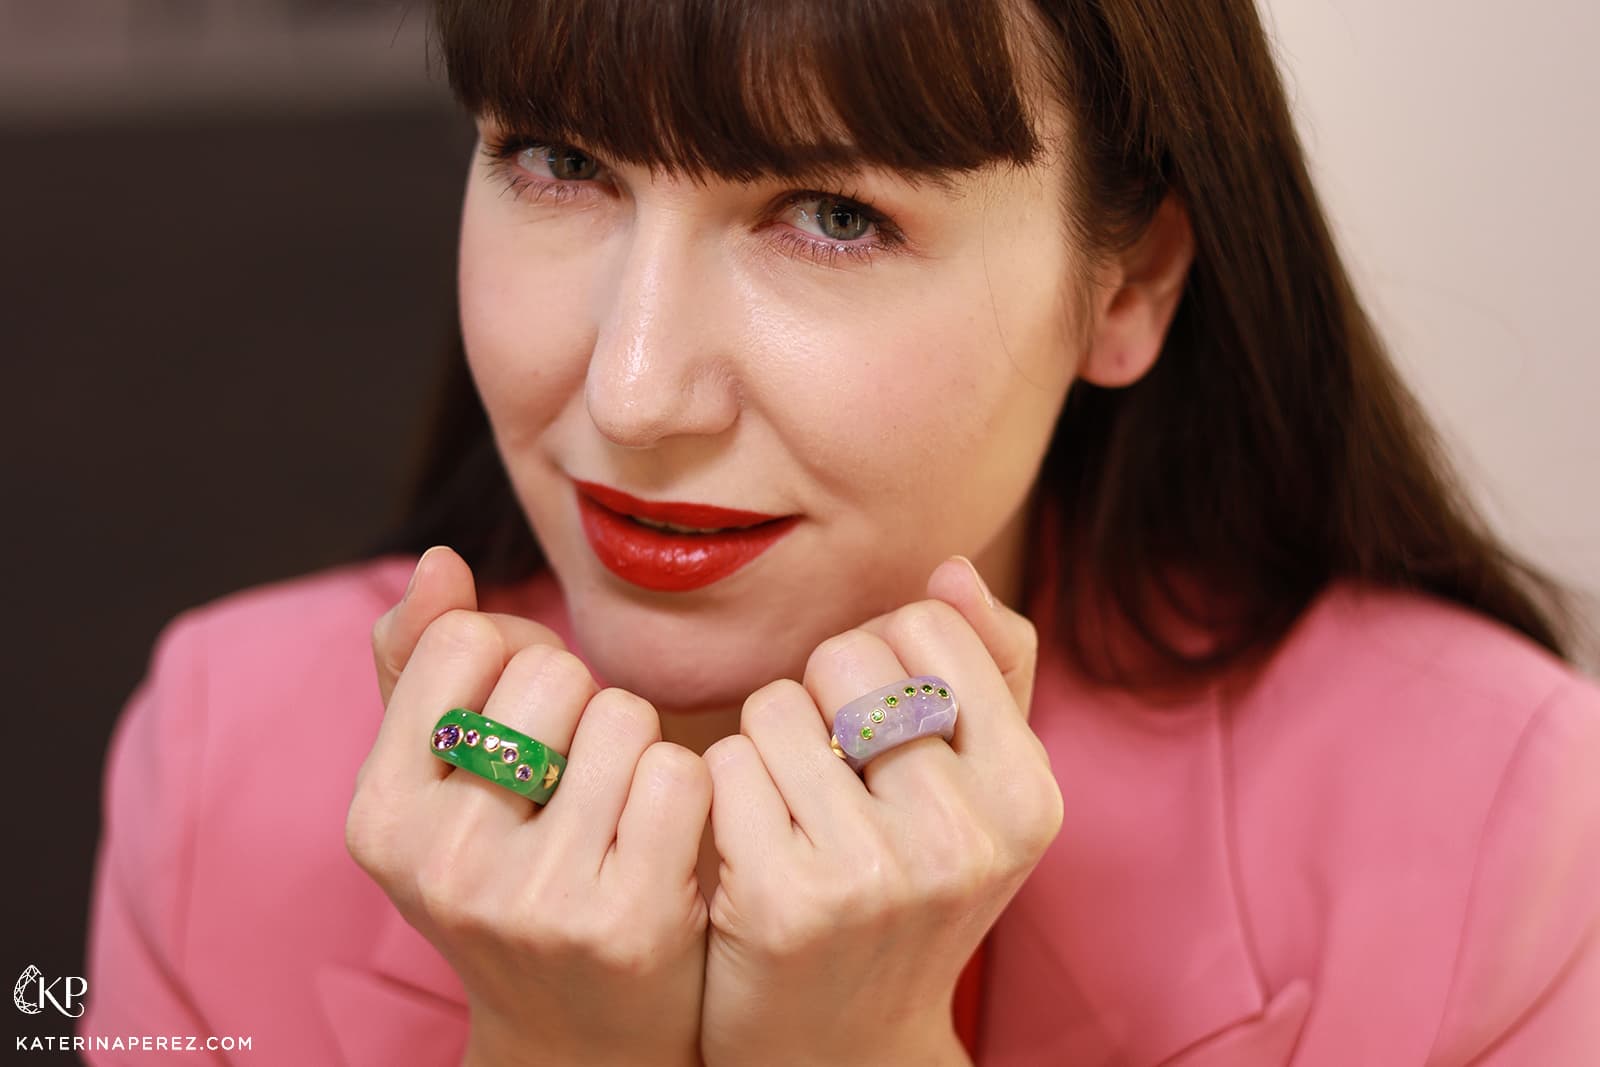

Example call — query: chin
[571,617,799,714]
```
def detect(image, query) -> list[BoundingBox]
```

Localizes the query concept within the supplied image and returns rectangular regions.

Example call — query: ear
[1079,193,1196,388]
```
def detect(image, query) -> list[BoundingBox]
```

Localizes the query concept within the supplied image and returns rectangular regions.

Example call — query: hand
[699,556,1063,1066]
[347,547,713,1067]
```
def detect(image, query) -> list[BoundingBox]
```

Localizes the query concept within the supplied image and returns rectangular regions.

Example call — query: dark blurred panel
[1,53,477,1023]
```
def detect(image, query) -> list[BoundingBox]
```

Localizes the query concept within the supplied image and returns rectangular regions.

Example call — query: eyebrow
[778,157,972,198]
[477,113,975,199]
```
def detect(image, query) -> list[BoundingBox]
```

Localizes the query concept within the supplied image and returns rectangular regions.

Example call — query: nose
[584,209,741,450]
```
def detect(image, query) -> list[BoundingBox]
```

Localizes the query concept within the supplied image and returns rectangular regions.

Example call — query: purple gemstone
[463,729,480,746]
[514,764,533,781]
[431,724,462,751]
[501,744,519,763]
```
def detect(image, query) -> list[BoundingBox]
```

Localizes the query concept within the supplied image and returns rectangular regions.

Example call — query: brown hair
[364,0,1589,689]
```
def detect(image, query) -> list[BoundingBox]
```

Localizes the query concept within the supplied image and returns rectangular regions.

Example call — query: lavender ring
[829,675,958,774]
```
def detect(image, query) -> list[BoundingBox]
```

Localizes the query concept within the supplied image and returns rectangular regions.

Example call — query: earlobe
[1078,194,1196,388]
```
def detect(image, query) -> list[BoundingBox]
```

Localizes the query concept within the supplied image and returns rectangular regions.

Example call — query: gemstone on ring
[870,709,885,723]
[500,744,519,763]
[483,735,501,752]
[463,728,480,746]
[515,764,533,781]
[431,724,462,750]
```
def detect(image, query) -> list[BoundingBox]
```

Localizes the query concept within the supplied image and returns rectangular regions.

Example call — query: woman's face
[457,113,1085,714]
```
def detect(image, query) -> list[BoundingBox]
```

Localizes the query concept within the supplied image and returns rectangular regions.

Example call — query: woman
[80,0,1600,1064]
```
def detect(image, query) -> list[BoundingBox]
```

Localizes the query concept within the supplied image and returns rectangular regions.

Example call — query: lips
[572,479,787,530]
[572,479,799,592]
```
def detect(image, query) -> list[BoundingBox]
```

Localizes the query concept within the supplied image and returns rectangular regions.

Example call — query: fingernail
[406,545,444,602]
[953,555,995,609]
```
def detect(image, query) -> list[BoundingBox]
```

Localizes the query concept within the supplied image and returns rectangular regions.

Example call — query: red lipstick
[572,479,799,592]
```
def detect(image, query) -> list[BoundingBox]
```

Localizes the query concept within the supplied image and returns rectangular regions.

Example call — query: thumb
[372,546,477,709]
[925,555,1039,721]
[371,546,575,710]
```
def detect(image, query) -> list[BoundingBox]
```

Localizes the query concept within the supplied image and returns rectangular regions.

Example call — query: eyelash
[477,133,908,269]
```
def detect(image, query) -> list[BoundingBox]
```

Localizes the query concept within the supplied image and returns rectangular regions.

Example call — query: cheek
[745,262,1066,502]
[457,197,595,443]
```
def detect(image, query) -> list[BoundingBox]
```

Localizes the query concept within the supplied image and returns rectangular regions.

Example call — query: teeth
[631,514,751,534]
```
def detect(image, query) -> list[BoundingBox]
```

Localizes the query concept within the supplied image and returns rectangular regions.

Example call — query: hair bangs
[430,0,1046,187]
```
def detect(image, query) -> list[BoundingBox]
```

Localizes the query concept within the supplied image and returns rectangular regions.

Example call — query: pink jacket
[80,544,1600,1065]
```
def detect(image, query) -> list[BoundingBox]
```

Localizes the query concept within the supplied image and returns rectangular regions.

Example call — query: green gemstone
[870,709,885,723]
[904,686,916,695]
[885,695,898,707]
[937,687,948,698]
[921,683,933,693]
[861,726,875,740]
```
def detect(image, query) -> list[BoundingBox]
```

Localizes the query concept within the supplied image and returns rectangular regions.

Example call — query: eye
[539,144,602,182]
[770,190,908,268]
[478,133,608,204]
[786,196,875,242]
[478,130,909,268]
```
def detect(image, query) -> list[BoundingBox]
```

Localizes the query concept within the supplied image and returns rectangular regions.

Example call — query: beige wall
[1262,0,1600,668]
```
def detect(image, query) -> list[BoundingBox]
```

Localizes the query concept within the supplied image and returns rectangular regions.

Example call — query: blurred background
[3,0,1597,1049]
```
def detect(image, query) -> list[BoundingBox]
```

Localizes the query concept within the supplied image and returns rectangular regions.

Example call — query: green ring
[429,707,567,805]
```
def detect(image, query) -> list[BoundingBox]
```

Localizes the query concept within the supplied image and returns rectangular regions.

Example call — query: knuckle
[1010,775,1066,862]
[805,632,870,678]
[419,609,502,662]
[921,824,996,905]
[584,687,662,743]
[1016,614,1040,657]
[701,733,749,768]
[369,609,393,654]
[411,856,461,925]
[885,599,961,648]
[344,780,401,880]
[636,741,708,792]
[507,642,593,694]
[342,806,383,876]
[741,678,805,728]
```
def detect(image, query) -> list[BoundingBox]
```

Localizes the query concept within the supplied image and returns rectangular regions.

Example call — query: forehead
[437,0,1056,189]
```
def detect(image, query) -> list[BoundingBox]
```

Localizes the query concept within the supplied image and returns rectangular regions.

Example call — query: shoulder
[154,553,415,686]
[1224,579,1600,1058]
[1225,577,1596,797]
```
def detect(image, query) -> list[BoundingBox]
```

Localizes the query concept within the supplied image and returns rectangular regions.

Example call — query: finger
[854,577,1035,776]
[437,643,599,828]
[933,555,1039,721]
[371,546,568,709]
[611,741,712,893]
[361,608,516,797]
[801,629,963,801]
[539,688,662,873]
[737,675,871,845]
[703,731,795,878]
